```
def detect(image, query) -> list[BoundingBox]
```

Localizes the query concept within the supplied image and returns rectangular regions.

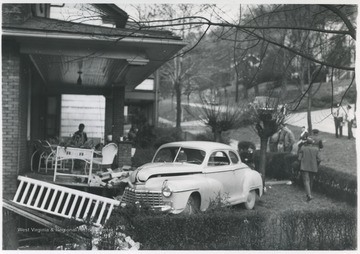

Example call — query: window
[154,147,205,165]
[208,151,230,166]
[229,151,239,164]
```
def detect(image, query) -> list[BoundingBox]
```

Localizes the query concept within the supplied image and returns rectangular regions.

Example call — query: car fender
[163,175,223,213]
[241,169,263,198]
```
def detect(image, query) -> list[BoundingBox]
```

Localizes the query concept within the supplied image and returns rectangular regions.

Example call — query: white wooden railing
[13,176,120,226]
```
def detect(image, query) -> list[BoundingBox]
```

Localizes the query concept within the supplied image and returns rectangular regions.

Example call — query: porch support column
[112,86,125,142]
[104,96,113,142]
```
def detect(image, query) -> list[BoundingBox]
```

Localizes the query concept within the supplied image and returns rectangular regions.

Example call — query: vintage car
[121,141,263,214]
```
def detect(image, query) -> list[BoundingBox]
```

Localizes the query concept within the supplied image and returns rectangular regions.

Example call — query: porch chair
[30,140,43,172]
[39,140,58,173]
[30,140,56,173]
[91,143,118,171]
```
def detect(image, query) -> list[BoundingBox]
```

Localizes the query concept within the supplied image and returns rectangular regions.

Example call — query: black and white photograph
[2,1,358,250]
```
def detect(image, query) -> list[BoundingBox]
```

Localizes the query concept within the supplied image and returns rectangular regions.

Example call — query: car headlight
[162,186,173,197]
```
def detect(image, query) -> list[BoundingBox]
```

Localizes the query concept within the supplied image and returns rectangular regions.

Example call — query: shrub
[130,210,266,250]
[134,127,183,149]
[112,208,356,250]
[270,209,357,250]
[153,128,183,149]
[254,151,297,179]
[194,130,230,144]
[131,147,156,167]
[253,151,357,206]
[313,165,357,206]
[194,131,215,141]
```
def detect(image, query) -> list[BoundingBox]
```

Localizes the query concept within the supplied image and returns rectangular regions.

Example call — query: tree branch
[321,5,356,40]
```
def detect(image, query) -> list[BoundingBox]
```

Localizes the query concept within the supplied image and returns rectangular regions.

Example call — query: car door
[230,150,253,202]
[205,150,238,203]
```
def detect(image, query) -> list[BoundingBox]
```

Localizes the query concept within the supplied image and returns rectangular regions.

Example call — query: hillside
[159,79,356,123]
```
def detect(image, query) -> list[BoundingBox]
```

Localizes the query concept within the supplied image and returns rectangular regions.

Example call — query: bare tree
[245,96,286,184]
[185,96,246,142]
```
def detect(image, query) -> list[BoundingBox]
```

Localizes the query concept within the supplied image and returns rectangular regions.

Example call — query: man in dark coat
[298,137,321,201]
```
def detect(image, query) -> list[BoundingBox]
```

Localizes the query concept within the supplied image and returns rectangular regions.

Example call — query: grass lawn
[225,124,357,232]
[255,183,355,213]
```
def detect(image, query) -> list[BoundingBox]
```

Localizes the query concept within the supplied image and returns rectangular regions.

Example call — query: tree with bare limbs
[185,97,247,142]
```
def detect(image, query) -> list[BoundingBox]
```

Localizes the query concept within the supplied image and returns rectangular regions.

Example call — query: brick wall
[2,40,29,199]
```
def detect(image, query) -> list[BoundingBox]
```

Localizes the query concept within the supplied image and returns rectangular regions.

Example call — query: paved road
[286,106,356,138]
[159,105,356,139]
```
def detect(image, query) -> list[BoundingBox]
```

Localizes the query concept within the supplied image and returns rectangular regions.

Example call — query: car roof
[159,141,236,152]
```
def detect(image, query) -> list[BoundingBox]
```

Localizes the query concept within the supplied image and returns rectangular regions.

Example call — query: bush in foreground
[101,206,356,250]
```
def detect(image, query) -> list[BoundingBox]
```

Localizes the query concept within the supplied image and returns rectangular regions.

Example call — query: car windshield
[153,146,206,165]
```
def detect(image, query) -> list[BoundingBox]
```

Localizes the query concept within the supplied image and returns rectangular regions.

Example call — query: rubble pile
[88,166,133,187]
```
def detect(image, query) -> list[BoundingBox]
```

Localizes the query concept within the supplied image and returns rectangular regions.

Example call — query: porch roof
[3,16,186,93]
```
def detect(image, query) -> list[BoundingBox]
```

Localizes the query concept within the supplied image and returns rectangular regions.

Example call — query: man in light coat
[333,104,345,138]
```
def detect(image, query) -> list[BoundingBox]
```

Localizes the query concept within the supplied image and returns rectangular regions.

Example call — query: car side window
[208,151,230,166]
[229,151,239,164]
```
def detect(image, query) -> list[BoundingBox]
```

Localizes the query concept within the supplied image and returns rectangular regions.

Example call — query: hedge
[254,151,357,206]
[99,207,356,250]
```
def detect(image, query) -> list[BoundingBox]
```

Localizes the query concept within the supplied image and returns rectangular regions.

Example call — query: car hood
[136,162,202,182]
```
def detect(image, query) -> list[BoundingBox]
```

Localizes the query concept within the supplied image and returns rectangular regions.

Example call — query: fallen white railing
[13,176,120,226]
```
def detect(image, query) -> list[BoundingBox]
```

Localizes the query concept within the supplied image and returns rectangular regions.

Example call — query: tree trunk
[306,63,313,133]
[307,85,313,133]
[258,137,268,188]
[235,73,239,102]
[254,84,259,96]
[213,128,222,142]
[175,81,182,129]
[243,85,248,99]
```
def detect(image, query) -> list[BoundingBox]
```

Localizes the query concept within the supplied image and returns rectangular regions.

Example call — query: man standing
[298,138,321,201]
[310,129,324,150]
[279,124,296,153]
[346,105,355,139]
[269,129,281,152]
[333,104,344,138]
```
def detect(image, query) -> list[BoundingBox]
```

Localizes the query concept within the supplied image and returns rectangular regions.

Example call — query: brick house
[2,3,185,249]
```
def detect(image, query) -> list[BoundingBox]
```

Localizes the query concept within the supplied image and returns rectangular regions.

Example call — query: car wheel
[182,195,199,215]
[244,190,256,210]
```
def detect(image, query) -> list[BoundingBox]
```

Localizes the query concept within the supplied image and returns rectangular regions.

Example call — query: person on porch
[71,123,88,147]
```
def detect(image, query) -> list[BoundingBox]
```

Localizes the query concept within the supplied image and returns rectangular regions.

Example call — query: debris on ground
[87,166,134,187]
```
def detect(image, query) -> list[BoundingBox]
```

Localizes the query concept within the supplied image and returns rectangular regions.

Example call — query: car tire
[182,195,199,215]
[244,190,256,210]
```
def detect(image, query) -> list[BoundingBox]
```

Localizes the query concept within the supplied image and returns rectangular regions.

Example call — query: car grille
[121,187,165,207]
